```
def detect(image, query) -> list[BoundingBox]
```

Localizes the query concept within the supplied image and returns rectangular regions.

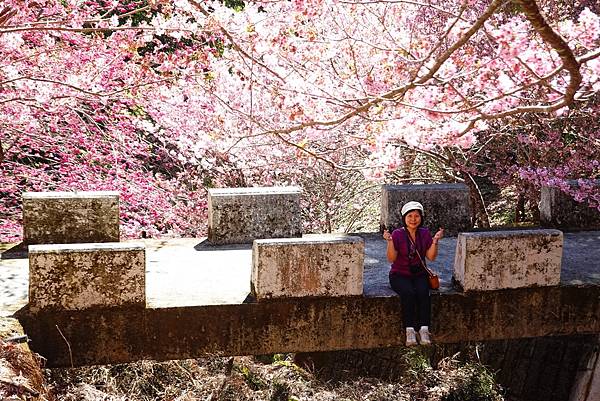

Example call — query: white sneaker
[418,326,431,345]
[406,327,418,346]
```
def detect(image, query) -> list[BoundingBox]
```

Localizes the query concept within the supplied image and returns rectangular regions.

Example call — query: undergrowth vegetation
[44,350,504,401]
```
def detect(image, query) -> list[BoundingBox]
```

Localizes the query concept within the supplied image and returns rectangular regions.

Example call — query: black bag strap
[401,228,412,258]
[406,230,436,277]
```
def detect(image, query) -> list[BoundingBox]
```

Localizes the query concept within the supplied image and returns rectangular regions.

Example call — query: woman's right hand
[383,229,392,241]
[384,229,397,262]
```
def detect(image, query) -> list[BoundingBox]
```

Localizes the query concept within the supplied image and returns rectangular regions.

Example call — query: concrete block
[380,184,471,236]
[453,229,562,291]
[23,191,120,244]
[540,181,600,230]
[208,187,302,244]
[252,234,364,299]
[28,242,145,311]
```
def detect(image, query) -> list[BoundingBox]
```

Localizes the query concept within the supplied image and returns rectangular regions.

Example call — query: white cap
[401,201,424,217]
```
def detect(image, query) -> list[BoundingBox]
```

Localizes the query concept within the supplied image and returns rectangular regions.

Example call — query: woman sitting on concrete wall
[383,201,444,346]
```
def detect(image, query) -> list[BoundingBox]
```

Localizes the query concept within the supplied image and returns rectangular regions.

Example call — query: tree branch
[0,76,178,105]
[188,0,286,83]
[480,0,582,119]
[0,7,16,27]
[262,0,504,136]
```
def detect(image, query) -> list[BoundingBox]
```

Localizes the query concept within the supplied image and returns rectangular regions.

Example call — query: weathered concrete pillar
[23,191,120,244]
[28,243,145,312]
[453,229,563,291]
[540,181,600,230]
[380,184,471,235]
[208,186,303,245]
[251,234,364,300]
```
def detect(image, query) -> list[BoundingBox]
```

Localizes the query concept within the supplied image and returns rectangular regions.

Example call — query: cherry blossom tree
[0,0,220,240]
[200,0,600,225]
[1,0,599,240]
[466,99,600,224]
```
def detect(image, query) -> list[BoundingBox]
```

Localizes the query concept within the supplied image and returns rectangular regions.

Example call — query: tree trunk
[461,172,490,228]
[516,193,526,223]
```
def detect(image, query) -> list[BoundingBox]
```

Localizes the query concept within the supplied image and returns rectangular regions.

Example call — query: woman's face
[404,210,422,229]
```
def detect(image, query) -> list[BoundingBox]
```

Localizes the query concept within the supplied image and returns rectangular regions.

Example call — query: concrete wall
[453,229,562,291]
[540,182,600,230]
[208,187,303,245]
[251,234,364,299]
[28,243,145,312]
[23,191,120,244]
[380,184,471,236]
[16,285,600,367]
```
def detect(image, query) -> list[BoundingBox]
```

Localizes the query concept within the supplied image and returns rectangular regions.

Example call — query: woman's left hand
[426,228,444,261]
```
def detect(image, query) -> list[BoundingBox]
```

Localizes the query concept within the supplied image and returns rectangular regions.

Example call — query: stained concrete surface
[1,231,599,316]
[252,235,364,299]
[22,191,120,244]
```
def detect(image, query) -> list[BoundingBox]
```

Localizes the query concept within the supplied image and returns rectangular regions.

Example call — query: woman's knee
[415,286,429,298]
[390,276,409,292]
[395,283,416,298]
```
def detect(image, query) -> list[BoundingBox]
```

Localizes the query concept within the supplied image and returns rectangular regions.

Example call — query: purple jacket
[389,227,433,277]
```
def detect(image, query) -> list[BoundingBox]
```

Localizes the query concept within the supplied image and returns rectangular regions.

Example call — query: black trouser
[389,273,431,329]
